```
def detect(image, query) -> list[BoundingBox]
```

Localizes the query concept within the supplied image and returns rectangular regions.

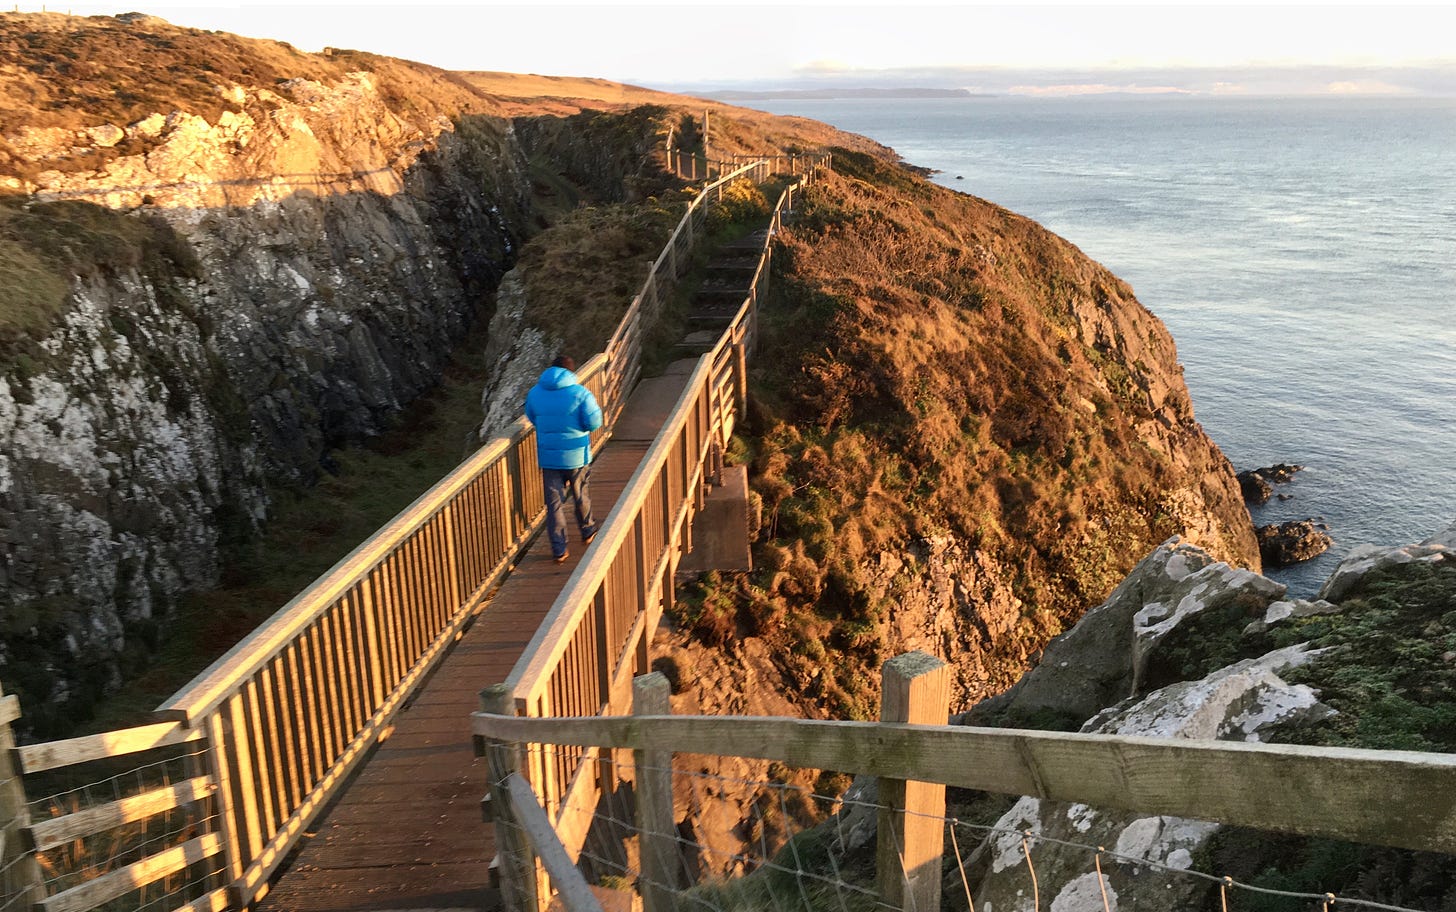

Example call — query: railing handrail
[471,710,1456,857]
[157,417,531,723]
[503,170,802,707]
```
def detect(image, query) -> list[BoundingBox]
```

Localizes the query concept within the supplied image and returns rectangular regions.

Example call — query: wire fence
[19,739,224,911]
[492,746,1438,912]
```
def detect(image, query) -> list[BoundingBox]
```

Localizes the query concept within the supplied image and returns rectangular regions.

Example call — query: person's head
[552,355,576,372]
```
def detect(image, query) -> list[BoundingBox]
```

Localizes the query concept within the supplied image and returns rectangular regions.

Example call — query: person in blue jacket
[523,355,603,563]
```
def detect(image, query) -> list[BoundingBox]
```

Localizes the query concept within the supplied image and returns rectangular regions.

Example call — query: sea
[750,96,1456,595]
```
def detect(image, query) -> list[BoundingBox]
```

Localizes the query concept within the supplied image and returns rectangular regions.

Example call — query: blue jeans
[542,466,595,558]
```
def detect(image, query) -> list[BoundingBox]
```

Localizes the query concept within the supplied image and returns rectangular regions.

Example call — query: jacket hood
[538,366,579,390]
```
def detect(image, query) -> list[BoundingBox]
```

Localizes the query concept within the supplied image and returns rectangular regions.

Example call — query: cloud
[679,62,1456,98]
[1325,80,1411,95]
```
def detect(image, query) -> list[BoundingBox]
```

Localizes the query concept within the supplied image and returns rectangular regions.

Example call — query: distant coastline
[708,87,985,101]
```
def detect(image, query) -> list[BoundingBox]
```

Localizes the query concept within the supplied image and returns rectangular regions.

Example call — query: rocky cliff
[652,149,1261,879]
[0,13,542,732]
[0,9,906,734]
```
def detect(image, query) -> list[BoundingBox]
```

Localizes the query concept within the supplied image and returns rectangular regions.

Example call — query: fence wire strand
[487,744,1438,912]
[3,740,221,912]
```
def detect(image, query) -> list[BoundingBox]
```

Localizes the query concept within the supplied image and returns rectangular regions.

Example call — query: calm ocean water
[753,96,1456,594]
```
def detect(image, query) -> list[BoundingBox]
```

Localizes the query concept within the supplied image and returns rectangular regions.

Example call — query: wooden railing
[475,652,1456,912]
[665,147,831,186]
[496,172,818,864]
[0,149,827,912]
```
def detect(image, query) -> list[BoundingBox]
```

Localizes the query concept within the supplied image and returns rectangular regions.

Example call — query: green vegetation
[517,196,685,360]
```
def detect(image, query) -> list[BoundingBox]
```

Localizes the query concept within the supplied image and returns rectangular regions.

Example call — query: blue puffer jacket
[524,366,603,469]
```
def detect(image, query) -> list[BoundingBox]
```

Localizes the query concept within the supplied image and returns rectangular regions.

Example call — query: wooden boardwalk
[257,367,693,912]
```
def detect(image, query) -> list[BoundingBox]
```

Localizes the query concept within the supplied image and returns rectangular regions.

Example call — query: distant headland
[707,87,987,101]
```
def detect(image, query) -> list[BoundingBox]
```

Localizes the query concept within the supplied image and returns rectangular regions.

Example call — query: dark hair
[552,355,576,371]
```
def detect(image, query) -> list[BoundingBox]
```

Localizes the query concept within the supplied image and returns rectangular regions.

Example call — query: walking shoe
[553,551,569,564]
[581,528,597,547]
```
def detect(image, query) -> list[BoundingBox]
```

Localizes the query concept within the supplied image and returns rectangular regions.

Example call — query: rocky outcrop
[1317,519,1455,602]
[973,645,1332,912]
[475,268,558,441]
[1237,470,1273,505]
[1237,463,1302,505]
[0,20,537,732]
[1256,519,1333,566]
[966,539,1286,728]
[856,536,1029,706]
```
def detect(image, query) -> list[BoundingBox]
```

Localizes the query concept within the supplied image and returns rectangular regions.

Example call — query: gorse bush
[706,178,770,232]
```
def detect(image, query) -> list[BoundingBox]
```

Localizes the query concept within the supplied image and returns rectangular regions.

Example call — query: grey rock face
[967,538,1287,727]
[972,645,1332,912]
[1,74,532,730]
[476,268,558,442]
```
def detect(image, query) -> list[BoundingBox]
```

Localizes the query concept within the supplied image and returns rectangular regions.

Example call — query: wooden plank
[28,777,214,852]
[39,832,223,912]
[204,710,245,882]
[244,676,281,841]
[507,773,603,912]
[471,713,1456,856]
[0,694,19,726]
[225,692,266,865]
[270,650,305,814]
[0,684,44,905]
[483,686,540,912]
[19,721,198,773]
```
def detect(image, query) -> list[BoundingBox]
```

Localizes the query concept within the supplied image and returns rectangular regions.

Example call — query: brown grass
[686,148,1259,719]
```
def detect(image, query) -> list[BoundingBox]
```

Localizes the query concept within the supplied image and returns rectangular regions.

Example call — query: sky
[20,2,1456,96]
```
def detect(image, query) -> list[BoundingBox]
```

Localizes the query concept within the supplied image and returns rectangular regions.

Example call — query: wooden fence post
[876,652,949,912]
[0,685,44,907]
[482,684,541,912]
[633,673,678,912]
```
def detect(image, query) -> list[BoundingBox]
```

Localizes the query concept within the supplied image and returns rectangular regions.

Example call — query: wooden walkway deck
[257,365,694,912]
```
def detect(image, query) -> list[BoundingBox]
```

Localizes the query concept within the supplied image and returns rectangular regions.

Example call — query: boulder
[970,645,1332,912]
[1236,464,1303,505]
[963,538,1286,729]
[1318,519,1456,602]
[1241,597,1341,635]
[1258,463,1303,483]
[1256,520,1333,567]
[1236,469,1272,505]
[85,124,125,148]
